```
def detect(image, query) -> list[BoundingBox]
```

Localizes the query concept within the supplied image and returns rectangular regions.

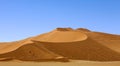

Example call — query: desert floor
[0,60,120,66]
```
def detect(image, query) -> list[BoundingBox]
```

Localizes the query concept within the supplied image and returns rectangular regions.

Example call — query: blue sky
[0,0,120,42]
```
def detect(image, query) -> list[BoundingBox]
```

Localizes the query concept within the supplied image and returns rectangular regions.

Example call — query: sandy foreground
[0,60,120,66]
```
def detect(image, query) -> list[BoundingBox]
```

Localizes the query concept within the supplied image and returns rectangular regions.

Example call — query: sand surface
[0,60,120,66]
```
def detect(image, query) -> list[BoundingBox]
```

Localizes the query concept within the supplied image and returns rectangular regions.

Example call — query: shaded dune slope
[0,43,67,61]
[33,37,120,61]
[80,31,120,53]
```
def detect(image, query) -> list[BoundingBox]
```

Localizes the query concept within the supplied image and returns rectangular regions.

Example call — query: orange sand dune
[0,28,120,62]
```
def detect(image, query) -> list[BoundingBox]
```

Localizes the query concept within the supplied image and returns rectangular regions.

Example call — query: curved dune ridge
[33,28,88,42]
[0,28,120,62]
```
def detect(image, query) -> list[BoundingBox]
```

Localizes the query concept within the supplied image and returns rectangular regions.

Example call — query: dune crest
[76,28,91,32]
[56,28,73,31]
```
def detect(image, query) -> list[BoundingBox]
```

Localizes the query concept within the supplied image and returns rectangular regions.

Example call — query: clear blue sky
[0,0,120,42]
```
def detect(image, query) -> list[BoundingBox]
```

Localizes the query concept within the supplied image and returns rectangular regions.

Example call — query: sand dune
[0,28,120,62]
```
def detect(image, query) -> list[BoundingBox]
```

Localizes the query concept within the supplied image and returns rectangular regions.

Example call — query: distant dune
[0,28,120,62]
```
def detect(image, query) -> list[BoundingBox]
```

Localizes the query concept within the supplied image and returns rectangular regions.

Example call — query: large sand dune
[0,28,120,62]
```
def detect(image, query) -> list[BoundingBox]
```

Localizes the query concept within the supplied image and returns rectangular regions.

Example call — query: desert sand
[0,60,120,66]
[0,28,120,66]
